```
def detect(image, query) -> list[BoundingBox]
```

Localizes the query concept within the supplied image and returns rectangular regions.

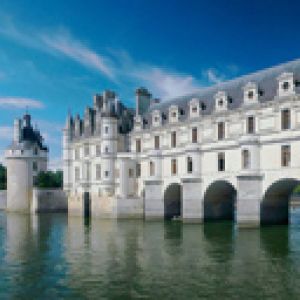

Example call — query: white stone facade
[65,59,300,226]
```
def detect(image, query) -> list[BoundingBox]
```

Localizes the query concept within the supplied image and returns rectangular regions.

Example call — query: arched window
[149,161,155,176]
[242,149,250,169]
[187,157,193,173]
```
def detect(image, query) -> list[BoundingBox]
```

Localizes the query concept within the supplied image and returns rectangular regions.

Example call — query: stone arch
[260,178,300,225]
[164,183,182,220]
[203,180,237,221]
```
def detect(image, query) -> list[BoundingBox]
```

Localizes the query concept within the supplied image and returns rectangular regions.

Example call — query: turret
[23,113,31,127]
[63,113,73,192]
[93,94,103,111]
[13,119,22,143]
[74,114,81,137]
[5,113,48,212]
[84,106,94,136]
[100,90,118,196]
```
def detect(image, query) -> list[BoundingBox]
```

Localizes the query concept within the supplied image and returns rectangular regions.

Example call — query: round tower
[100,90,118,197]
[63,113,73,193]
[5,114,48,213]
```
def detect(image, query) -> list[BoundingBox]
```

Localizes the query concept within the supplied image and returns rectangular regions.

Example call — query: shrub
[34,170,63,188]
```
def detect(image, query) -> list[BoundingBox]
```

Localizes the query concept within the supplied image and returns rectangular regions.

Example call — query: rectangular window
[218,152,225,171]
[192,127,198,143]
[281,109,291,130]
[33,161,38,172]
[247,116,255,134]
[149,161,155,176]
[171,131,177,148]
[136,163,141,178]
[187,157,193,173]
[105,171,109,177]
[154,135,160,149]
[136,139,141,153]
[84,144,89,157]
[129,168,134,178]
[75,148,80,160]
[218,122,225,140]
[96,145,101,157]
[281,145,291,167]
[75,167,80,181]
[171,159,177,175]
[96,164,101,180]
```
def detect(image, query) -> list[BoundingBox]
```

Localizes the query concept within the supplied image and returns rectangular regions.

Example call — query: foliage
[293,184,300,195]
[34,170,63,188]
[0,164,6,190]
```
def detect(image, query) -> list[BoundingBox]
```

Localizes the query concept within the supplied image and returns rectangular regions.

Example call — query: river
[1,210,300,299]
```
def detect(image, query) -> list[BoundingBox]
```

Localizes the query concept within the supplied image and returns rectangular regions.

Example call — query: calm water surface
[1,211,300,299]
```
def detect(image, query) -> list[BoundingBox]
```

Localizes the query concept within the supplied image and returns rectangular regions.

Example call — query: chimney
[135,87,151,116]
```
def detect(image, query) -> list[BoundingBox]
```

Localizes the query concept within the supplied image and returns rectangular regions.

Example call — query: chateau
[64,59,300,227]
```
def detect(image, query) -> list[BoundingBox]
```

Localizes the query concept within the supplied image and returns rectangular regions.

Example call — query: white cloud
[0,97,44,109]
[40,30,115,79]
[205,68,224,84]
[133,66,201,99]
[0,15,115,80]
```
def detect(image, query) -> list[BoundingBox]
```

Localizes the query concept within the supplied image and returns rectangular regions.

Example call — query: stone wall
[31,189,67,213]
[0,191,7,210]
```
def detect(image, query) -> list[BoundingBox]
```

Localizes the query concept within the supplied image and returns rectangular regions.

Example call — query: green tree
[34,170,63,188]
[0,164,7,190]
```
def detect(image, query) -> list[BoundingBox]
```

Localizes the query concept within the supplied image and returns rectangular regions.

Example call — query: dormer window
[134,115,142,131]
[282,81,289,91]
[169,105,179,123]
[248,90,254,99]
[189,98,200,118]
[152,110,161,127]
[215,91,228,111]
[277,72,295,97]
[243,82,258,104]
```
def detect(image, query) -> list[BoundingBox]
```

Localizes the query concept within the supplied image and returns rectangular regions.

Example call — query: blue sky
[0,0,300,168]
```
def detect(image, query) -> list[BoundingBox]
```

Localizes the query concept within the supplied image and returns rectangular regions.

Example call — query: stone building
[5,113,48,212]
[64,58,300,226]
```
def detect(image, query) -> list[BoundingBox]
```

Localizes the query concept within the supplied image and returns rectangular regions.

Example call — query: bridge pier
[236,174,263,228]
[144,180,164,220]
[182,177,203,223]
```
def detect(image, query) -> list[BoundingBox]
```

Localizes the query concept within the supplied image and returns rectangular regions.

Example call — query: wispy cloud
[0,126,13,140]
[132,66,201,99]
[40,30,115,79]
[205,68,224,84]
[0,14,115,80]
[0,97,44,109]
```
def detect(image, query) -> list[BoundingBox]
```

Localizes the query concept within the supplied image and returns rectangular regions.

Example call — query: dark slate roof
[143,58,300,127]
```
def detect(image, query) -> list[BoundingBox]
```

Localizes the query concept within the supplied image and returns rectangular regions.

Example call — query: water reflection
[1,212,300,299]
